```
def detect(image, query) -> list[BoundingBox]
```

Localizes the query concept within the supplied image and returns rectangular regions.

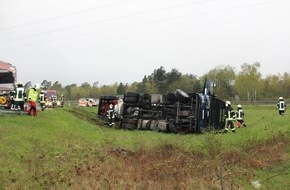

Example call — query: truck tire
[121,123,137,130]
[174,89,189,103]
[150,120,159,132]
[157,120,168,132]
[166,93,177,104]
[121,118,138,130]
[124,92,139,103]
[168,122,178,133]
[122,118,138,124]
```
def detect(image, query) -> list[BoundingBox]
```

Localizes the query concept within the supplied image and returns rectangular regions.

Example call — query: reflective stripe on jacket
[236,109,244,120]
[14,87,26,101]
[28,88,39,102]
[277,101,286,111]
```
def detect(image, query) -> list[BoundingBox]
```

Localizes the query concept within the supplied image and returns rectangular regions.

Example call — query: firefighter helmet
[109,104,113,109]
[35,83,41,90]
[279,97,283,100]
[226,101,231,106]
[237,104,242,108]
[16,81,23,87]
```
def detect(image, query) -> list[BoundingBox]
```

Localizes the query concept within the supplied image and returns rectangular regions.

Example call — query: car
[78,98,98,107]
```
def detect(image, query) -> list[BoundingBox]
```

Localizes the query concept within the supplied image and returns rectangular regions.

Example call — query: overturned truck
[98,79,226,133]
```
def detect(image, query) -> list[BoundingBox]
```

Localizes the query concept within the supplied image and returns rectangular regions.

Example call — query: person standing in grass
[39,90,46,111]
[236,104,247,128]
[107,104,115,127]
[27,84,40,117]
[276,97,286,116]
[13,82,27,110]
[224,101,236,133]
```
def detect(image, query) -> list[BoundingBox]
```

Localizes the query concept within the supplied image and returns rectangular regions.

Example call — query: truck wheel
[168,122,178,133]
[174,89,189,103]
[124,92,139,103]
[121,123,137,130]
[121,118,138,129]
[122,118,138,124]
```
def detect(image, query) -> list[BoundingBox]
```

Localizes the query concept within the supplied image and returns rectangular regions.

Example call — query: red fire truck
[0,60,17,109]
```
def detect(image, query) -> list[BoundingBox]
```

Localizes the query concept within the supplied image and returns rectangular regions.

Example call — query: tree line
[25,62,289,102]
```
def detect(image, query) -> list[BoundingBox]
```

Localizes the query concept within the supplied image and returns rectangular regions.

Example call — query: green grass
[0,105,289,189]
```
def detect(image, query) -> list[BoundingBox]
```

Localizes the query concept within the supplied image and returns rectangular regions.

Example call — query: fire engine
[98,78,226,133]
[0,61,17,109]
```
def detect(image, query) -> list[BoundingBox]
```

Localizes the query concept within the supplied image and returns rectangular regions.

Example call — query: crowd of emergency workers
[9,82,64,116]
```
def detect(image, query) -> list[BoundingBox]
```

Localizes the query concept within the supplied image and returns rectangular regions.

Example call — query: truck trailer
[98,78,226,133]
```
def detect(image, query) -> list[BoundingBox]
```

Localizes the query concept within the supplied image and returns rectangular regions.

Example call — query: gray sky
[1,0,290,86]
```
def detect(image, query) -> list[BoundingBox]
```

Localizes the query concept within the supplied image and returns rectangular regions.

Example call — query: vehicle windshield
[0,72,14,84]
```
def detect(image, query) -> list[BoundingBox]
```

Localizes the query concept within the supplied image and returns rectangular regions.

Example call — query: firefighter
[107,104,115,127]
[60,94,64,107]
[236,104,246,128]
[10,89,16,110]
[27,84,40,116]
[276,97,286,116]
[39,90,46,111]
[224,101,236,133]
[52,95,57,107]
[13,82,27,110]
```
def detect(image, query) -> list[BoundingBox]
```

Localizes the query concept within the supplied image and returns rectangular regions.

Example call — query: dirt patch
[64,136,289,189]
[66,107,107,126]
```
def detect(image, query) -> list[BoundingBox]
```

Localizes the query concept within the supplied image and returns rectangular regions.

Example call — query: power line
[0,0,135,30]
[0,0,288,50]
[0,0,84,21]
[0,0,217,42]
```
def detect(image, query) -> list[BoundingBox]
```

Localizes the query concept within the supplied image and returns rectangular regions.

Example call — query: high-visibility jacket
[28,88,39,103]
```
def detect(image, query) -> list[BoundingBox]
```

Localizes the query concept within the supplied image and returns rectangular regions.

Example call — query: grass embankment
[0,105,289,190]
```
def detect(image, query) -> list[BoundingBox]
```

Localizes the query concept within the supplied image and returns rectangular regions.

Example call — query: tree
[137,75,148,93]
[41,80,51,89]
[50,81,62,92]
[280,72,290,99]
[78,82,91,98]
[149,66,167,94]
[117,82,126,94]
[169,74,200,93]
[234,62,261,101]
[166,68,182,92]
[204,64,236,99]
[93,81,99,88]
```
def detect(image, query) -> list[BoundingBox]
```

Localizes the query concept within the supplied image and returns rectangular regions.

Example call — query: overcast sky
[1,0,290,86]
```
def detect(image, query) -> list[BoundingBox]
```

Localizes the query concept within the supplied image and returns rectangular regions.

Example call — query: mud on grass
[65,107,107,126]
